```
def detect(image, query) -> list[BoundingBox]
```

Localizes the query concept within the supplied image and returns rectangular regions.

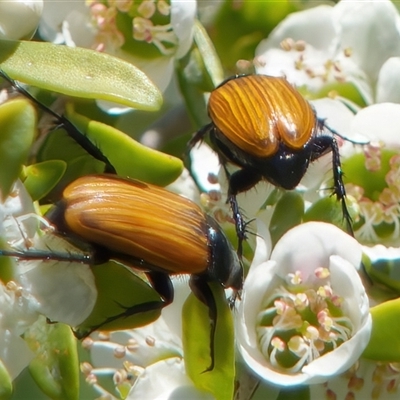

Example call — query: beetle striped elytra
[188,74,353,255]
[1,174,242,371]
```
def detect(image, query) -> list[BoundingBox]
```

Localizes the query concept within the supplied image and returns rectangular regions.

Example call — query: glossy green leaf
[0,98,36,201]
[182,282,235,400]
[0,238,16,283]
[36,128,106,199]
[76,261,163,336]
[176,20,224,129]
[23,161,66,201]
[27,321,79,400]
[192,20,224,90]
[0,358,13,400]
[343,150,396,201]
[363,254,400,293]
[363,298,400,361]
[269,191,304,246]
[277,386,310,400]
[302,81,367,108]
[303,196,350,232]
[66,109,184,185]
[0,39,162,110]
[211,0,295,70]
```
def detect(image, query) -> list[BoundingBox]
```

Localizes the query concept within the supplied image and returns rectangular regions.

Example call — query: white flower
[0,181,97,327]
[39,0,197,94]
[310,359,400,400]
[340,103,400,246]
[0,281,37,380]
[236,221,372,386]
[255,0,400,105]
[83,278,213,399]
[0,0,43,40]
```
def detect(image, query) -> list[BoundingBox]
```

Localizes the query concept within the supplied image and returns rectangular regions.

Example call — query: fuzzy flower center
[256,267,353,373]
[345,144,400,244]
[80,330,182,398]
[255,37,353,85]
[87,0,177,55]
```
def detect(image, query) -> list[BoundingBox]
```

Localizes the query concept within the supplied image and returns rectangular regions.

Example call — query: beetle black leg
[189,275,217,372]
[75,271,172,339]
[186,122,213,154]
[310,136,353,235]
[329,138,353,236]
[146,270,174,305]
[224,167,262,258]
[0,69,116,174]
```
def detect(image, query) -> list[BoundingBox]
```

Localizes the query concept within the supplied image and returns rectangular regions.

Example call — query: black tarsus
[74,299,165,339]
[0,69,116,174]
[310,135,354,236]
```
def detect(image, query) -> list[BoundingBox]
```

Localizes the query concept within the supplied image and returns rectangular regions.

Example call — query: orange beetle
[188,74,352,253]
[1,174,242,371]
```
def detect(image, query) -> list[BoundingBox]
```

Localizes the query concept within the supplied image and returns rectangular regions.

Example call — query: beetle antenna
[0,69,116,174]
[318,118,369,145]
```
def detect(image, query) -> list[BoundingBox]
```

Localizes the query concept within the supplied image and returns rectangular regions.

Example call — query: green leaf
[363,298,400,361]
[277,386,310,400]
[302,81,367,108]
[75,261,163,336]
[211,0,296,71]
[0,238,15,283]
[0,98,36,200]
[23,161,67,201]
[36,128,106,199]
[176,20,224,129]
[182,282,235,400]
[363,254,400,294]
[269,191,304,246]
[0,39,162,110]
[0,358,13,400]
[192,20,224,90]
[66,109,184,185]
[26,321,79,400]
[343,150,396,201]
[303,196,350,232]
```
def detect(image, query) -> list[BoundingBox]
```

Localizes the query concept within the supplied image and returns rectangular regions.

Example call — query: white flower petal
[311,98,355,140]
[39,0,88,43]
[310,359,400,400]
[376,57,400,103]
[189,143,221,193]
[18,258,96,327]
[249,220,272,269]
[62,8,96,48]
[237,222,370,386]
[0,0,43,40]
[91,318,182,370]
[332,0,400,82]
[171,0,197,59]
[257,5,335,51]
[0,330,34,379]
[350,103,400,146]
[271,222,362,279]
[237,260,278,354]
[128,357,213,400]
